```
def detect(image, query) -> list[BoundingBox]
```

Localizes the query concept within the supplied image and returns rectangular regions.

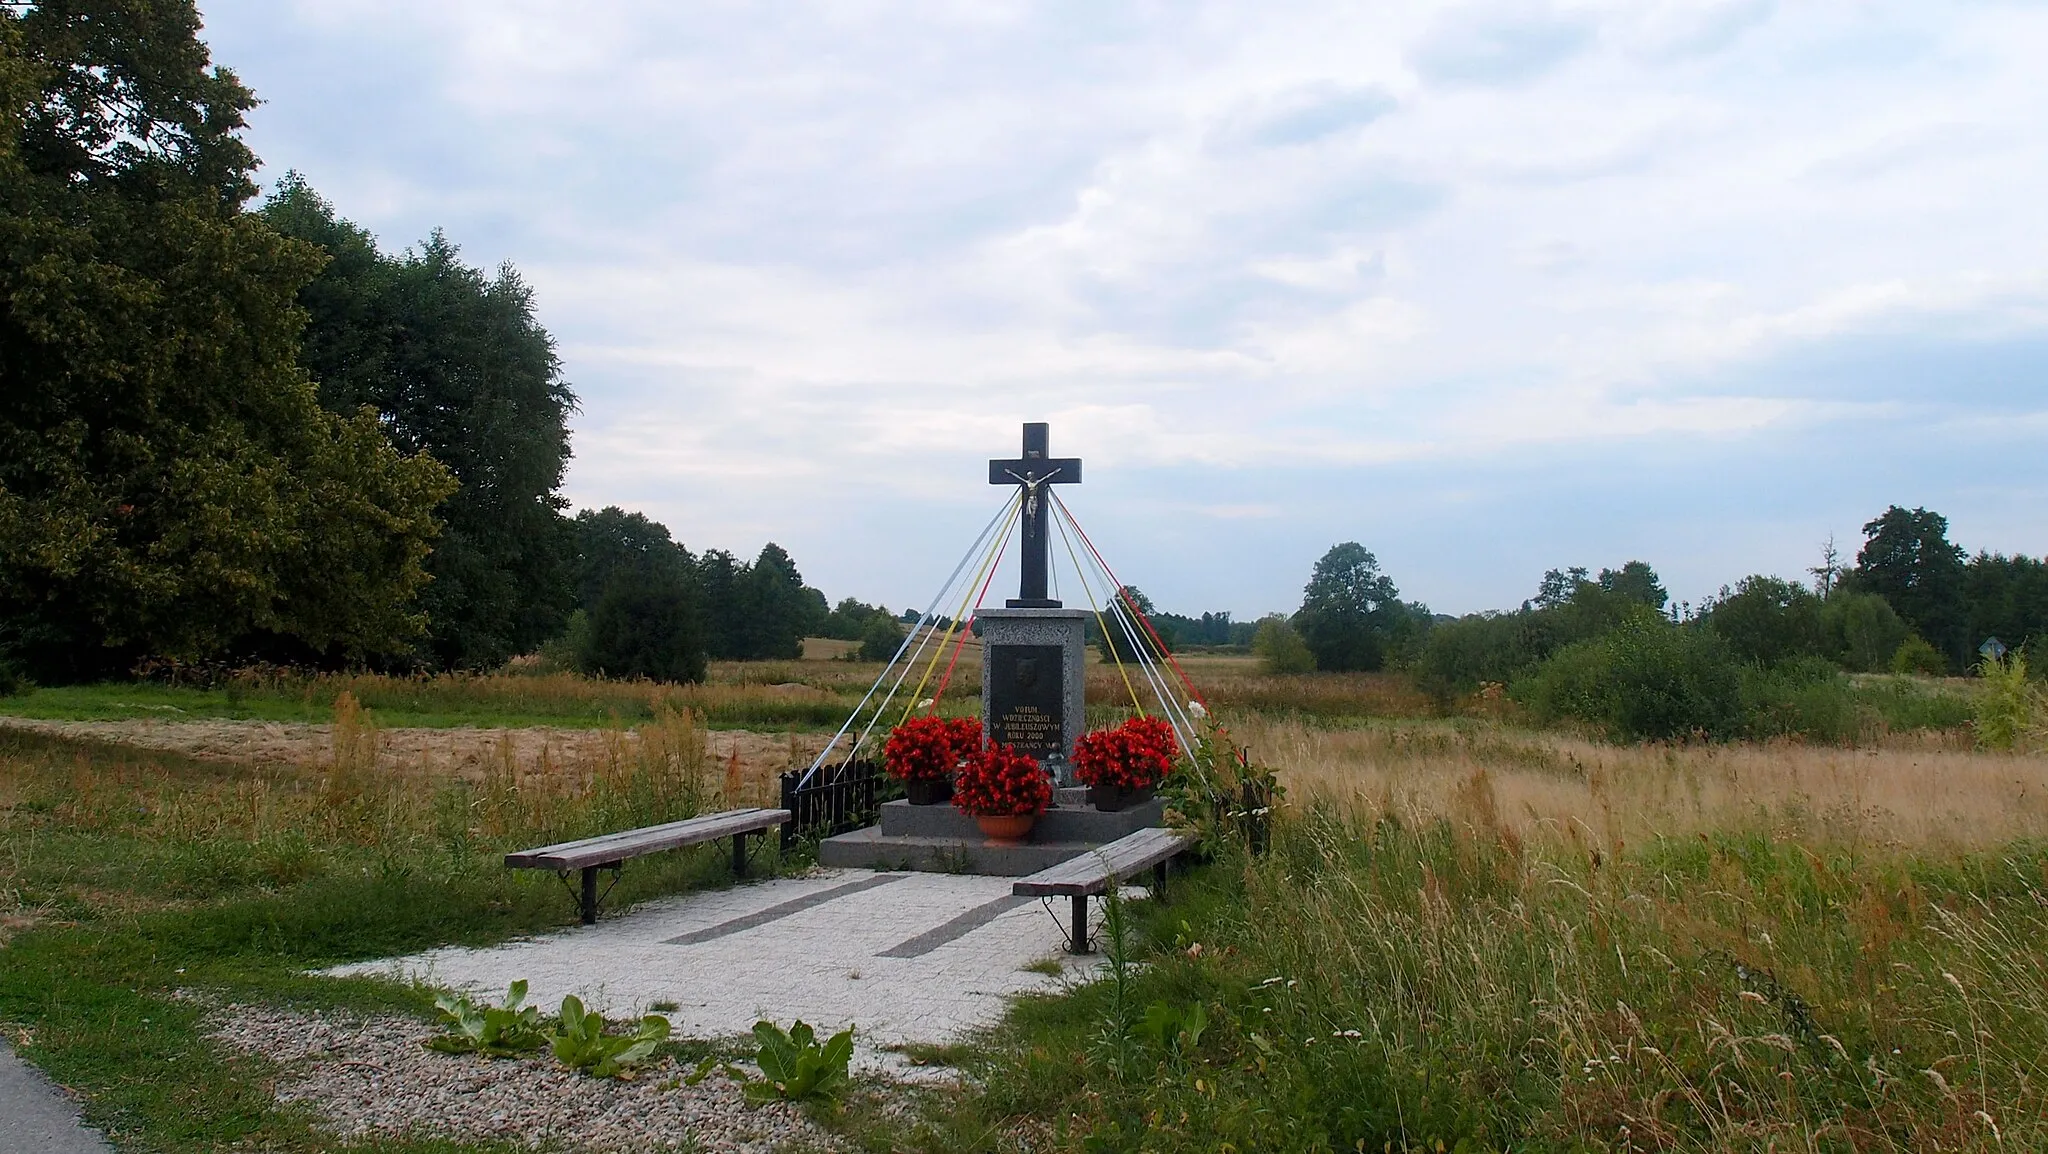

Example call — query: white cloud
[200,0,2048,614]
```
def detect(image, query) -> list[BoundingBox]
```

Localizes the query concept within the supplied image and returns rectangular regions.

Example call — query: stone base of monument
[817,787,1167,876]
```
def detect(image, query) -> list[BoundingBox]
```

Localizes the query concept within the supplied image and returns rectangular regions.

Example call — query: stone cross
[987,422,1082,608]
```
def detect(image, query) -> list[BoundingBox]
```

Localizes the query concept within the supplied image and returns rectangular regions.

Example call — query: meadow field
[2,649,2044,1151]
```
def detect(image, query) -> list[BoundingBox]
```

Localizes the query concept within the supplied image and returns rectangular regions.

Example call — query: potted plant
[1072,715,1177,812]
[952,741,1053,842]
[884,716,980,805]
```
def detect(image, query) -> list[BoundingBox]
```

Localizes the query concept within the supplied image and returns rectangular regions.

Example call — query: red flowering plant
[1071,715,1179,791]
[951,742,1053,818]
[883,716,955,783]
[883,715,984,783]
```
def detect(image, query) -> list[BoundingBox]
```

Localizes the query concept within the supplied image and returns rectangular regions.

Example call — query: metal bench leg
[1070,894,1090,955]
[1153,859,1168,898]
[732,830,748,879]
[580,867,600,926]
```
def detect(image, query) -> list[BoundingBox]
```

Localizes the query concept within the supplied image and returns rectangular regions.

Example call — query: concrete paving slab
[325,869,1131,1063]
[0,1037,114,1154]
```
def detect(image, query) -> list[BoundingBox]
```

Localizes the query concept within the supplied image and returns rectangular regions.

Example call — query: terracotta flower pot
[975,813,1036,843]
[1087,783,1155,812]
[904,778,953,806]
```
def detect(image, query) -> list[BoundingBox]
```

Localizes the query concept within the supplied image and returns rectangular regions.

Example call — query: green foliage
[1891,634,1948,675]
[0,655,26,697]
[1820,590,1909,672]
[1974,651,2041,751]
[577,564,707,684]
[1417,566,1663,703]
[1963,551,2048,662]
[857,614,906,662]
[1705,575,1824,665]
[1294,543,1408,672]
[549,994,670,1079]
[1597,559,1667,610]
[1738,657,1869,744]
[1095,586,1171,662]
[1857,505,1967,669]
[572,506,695,610]
[425,979,548,1057]
[0,5,456,682]
[822,597,896,641]
[261,175,577,670]
[1516,614,1744,741]
[741,1019,854,1105]
[1250,614,1315,674]
[1134,1000,1209,1063]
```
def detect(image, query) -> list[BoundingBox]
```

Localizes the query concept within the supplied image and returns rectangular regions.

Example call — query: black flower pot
[905,778,953,806]
[1088,783,1155,812]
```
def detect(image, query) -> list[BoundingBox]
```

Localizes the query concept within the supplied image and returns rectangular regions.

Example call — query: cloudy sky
[200,1,2047,618]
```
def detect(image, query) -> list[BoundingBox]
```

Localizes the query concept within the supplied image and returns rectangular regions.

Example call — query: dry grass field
[1237,714,2048,851]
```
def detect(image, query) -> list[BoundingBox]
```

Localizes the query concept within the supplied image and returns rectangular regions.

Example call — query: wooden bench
[505,807,790,925]
[1013,826,1193,954]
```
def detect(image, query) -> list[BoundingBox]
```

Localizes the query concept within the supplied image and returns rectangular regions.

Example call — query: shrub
[1975,651,2041,751]
[1515,618,1743,741]
[857,615,905,663]
[578,566,706,684]
[1739,657,1870,744]
[952,743,1052,817]
[1891,634,1948,676]
[1251,615,1314,675]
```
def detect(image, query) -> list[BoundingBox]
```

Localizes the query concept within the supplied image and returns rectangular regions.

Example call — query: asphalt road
[0,1037,113,1154]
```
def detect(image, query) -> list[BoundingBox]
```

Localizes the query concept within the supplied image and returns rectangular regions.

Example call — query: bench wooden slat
[1012,827,1191,897]
[505,808,789,871]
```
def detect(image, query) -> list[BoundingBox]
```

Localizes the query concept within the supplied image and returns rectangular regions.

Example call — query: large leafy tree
[1295,542,1403,672]
[261,175,576,668]
[0,1,453,680]
[1704,575,1824,667]
[1855,506,1967,667]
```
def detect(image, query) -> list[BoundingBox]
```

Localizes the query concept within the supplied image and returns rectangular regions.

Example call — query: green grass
[0,726,780,1152]
[826,814,2048,1153]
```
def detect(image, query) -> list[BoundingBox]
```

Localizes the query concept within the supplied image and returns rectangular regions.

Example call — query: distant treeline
[1208,508,2044,742]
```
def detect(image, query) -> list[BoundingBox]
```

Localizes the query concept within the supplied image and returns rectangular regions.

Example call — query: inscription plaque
[987,644,1065,763]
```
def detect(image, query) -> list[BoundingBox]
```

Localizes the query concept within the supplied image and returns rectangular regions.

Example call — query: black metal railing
[779,758,894,852]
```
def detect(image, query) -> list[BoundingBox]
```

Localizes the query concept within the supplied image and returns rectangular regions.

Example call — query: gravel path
[207,1005,843,1153]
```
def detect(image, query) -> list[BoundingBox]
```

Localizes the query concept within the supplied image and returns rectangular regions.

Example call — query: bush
[1251,615,1315,675]
[857,615,905,663]
[1515,618,1744,741]
[1891,635,1948,676]
[577,567,706,683]
[1975,651,2041,751]
[1740,657,1870,744]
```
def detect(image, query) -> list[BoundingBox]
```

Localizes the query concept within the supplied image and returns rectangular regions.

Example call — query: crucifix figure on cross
[988,422,1082,608]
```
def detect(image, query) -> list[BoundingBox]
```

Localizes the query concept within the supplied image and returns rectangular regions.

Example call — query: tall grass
[896,799,2048,1152]
[1231,714,2048,851]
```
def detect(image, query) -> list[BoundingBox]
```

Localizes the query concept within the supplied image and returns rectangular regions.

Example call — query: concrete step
[817,826,1136,876]
[878,796,1165,842]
